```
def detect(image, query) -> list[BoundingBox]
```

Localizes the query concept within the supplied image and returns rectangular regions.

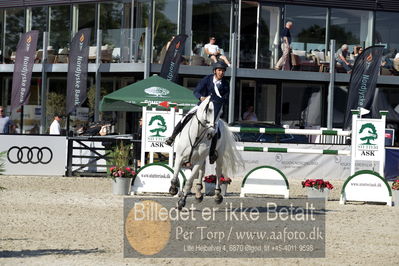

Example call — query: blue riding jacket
[193,74,229,120]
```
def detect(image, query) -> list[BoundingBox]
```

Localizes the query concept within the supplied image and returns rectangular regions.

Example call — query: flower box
[204,175,231,196]
[112,177,133,195]
[220,183,228,196]
[307,187,329,199]
[393,190,399,207]
[302,179,333,200]
[392,179,399,206]
[205,182,216,196]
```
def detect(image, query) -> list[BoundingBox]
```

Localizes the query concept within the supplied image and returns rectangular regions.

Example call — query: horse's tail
[219,120,245,177]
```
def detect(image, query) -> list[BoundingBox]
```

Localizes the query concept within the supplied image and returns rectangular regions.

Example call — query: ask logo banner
[355,120,384,160]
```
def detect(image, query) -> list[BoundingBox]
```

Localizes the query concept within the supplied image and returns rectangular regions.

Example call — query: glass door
[238,1,280,69]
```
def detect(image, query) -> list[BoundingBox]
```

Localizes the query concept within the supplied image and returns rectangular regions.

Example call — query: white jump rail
[228,126,351,136]
[228,126,352,155]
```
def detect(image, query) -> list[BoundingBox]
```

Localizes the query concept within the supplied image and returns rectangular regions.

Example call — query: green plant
[108,141,133,178]
[392,179,399,190]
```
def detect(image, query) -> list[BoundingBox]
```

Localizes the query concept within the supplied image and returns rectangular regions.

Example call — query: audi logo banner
[0,135,67,175]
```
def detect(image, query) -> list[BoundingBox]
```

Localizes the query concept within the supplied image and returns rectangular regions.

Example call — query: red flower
[109,166,136,178]
[302,179,334,190]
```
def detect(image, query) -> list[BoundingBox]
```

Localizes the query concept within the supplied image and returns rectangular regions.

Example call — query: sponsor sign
[354,119,385,161]
[159,34,188,83]
[11,30,39,112]
[67,28,91,114]
[131,163,186,194]
[344,46,384,128]
[340,170,392,205]
[240,166,289,198]
[0,135,67,175]
[143,110,179,153]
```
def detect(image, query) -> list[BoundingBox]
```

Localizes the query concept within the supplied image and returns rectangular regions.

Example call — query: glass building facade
[0,0,398,136]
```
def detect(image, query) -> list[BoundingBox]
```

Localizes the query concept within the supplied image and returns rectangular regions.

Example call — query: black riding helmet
[212,61,227,71]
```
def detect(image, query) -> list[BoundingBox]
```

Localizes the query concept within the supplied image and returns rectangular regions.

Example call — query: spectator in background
[0,106,14,134]
[242,105,258,121]
[134,117,143,167]
[49,114,62,135]
[204,36,231,67]
[335,44,352,73]
[351,46,362,60]
[159,35,175,64]
[275,21,293,71]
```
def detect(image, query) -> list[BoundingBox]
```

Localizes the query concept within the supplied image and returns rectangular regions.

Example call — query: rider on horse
[165,61,230,164]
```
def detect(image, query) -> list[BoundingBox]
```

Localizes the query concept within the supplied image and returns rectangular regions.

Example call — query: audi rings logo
[7,146,53,164]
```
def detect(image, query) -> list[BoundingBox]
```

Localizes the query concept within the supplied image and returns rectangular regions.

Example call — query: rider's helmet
[212,61,228,71]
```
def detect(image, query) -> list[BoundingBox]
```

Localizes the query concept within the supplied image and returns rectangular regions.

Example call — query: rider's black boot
[165,112,195,146]
[209,134,218,164]
[165,121,182,146]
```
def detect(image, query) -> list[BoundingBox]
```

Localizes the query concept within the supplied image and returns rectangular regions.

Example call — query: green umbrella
[99,75,198,112]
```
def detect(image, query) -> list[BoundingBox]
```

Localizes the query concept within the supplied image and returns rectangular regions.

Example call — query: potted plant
[392,179,399,207]
[109,141,135,195]
[203,175,231,196]
[219,176,232,196]
[302,179,334,199]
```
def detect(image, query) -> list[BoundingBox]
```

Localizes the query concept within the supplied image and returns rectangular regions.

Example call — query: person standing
[49,114,62,135]
[0,106,14,134]
[134,117,143,168]
[165,62,230,164]
[275,21,293,71]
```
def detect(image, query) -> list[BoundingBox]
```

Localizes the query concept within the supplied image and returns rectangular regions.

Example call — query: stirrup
[165,137,174,146]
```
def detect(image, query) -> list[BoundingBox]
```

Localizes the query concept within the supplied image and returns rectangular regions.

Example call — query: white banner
[0,135,67,175]
[143,110,176,153]
[354,118,385,161]
[205,143,375,180]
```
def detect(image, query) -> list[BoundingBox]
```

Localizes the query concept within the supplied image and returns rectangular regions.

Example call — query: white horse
[169,96,243,210]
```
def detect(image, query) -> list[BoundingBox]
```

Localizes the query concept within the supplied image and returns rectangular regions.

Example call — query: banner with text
[11,30,39,112]
[159,34,188,83]
[344,45,384,128]
[67,28,91,114]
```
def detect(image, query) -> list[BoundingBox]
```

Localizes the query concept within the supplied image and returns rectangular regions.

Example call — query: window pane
[0,10,3,63]
[375,11,399,52]
[78,4,96,46]
[49,5,71,51]
[282,83,324,127]
[153,0,178,63]
[286,5,327,52]
[259,5,280,69]
[100,1,148,63]
[190,0,231,65]
[32,7,48,49]
[330,9,372,50]
[4,8,25,63]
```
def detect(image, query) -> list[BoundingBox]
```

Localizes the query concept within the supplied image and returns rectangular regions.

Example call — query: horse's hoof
[196,183,203,191]
[195,193,204,203]
[178,198,186,210]
[214,194,223,204]
[169,185,178,196]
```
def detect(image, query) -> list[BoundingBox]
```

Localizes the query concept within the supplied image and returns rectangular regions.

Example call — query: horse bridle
[186,101,216,162]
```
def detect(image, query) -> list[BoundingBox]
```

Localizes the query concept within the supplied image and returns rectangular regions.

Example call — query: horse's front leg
[178,163,201,210]
[214,158,223,204]
[170,155,183,196]
[194,162,205,203]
